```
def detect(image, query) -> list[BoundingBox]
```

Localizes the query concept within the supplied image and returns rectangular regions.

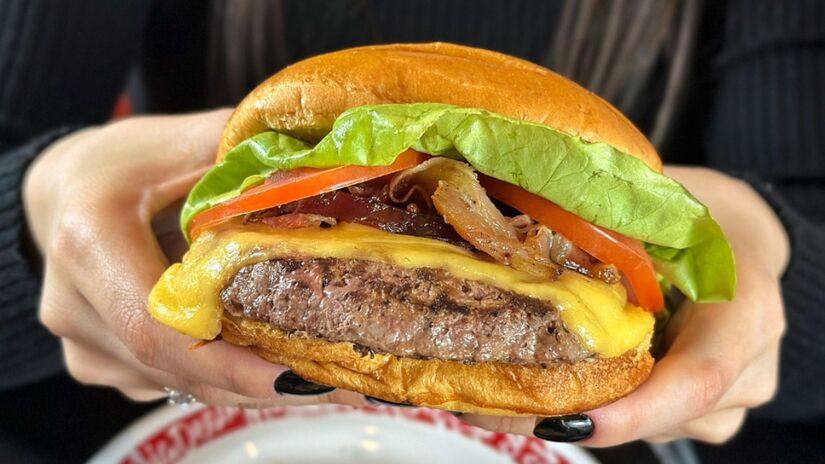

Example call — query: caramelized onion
[549,232,621,284]
[260,213,337,229]
[389,158,562,279]
[509,214,536,236]
[523,224,554,259]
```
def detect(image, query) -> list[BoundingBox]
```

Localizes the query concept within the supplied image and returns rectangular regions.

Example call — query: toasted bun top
[218,42,661,172]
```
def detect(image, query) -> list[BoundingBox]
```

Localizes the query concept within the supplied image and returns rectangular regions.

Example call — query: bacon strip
[260,191,469,247]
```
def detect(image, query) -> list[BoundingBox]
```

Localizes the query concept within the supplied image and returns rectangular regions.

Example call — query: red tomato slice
[189,149,430,238]
[480,175,663,311]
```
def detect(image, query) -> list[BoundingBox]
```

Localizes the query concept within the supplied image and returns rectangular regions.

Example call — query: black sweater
[0,0,822,421]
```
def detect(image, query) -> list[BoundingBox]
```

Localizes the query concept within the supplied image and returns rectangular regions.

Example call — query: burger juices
[148,44,735,415]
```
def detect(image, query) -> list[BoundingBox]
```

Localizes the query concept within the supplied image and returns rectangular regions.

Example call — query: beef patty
[220,258,591,365]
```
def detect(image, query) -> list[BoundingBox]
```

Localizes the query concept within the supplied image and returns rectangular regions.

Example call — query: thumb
[165,108,235,171]
[95,108,233,182]
[129,109,234,218]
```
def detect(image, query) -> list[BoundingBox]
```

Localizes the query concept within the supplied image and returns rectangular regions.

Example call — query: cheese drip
[149,223,653,357]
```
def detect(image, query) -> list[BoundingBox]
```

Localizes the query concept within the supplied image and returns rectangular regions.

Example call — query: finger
[63,337,359,408]
[121,388,167,402]
[38,264,87,340]
[582,268,779,447]
[582,353,736,447]
[458,414,538,438]
[56,290,355,408]
[63,186,289,401]
[441,285,773,445]
[24,127,102,249]
[670,408,747,444]
[716,341,780,410]
[662,268,781,363]
[681,274,780,407]
[149,370,361,409]
[63,339,161,391]
[61,293,294,405]
[42,109,354,405]
[53,230,291,402]
[38,111,231,252]
[582,313,742,446]
[90,109,232,185]
[645,434,680,444]
[152,199,190,262]
[63,337,261,406]
[56,109,373,404]
[66,232,289,401]
[155,338,290,399]
[103,111,235,234]
[40,138,283,401]
[41,266,171,401]
[460,413,597,444]
[60,313,291,406]
[40,264,141,362]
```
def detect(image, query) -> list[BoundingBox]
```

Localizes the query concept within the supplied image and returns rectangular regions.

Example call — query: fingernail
[533,414,593,442]
[274,371,335,395]
[365,396,415,407]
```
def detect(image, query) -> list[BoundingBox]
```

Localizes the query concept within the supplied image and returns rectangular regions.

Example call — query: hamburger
[148,43,735,416]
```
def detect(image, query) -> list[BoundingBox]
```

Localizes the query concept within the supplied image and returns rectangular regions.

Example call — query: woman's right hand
[23,110,361,407]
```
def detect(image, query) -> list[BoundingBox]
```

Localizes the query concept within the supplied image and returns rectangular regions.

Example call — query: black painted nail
[533,414,593,442]
[274,371,335,395]
[365,396,415,407]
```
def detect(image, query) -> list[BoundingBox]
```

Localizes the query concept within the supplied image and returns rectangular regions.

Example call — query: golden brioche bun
[213,43,658,415]
[218,42,661,172]
[222,313,653,416]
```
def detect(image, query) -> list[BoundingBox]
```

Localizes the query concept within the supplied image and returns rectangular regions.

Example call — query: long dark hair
[207,0,291,106]
[207,0,700,147]
[550,0,700,146]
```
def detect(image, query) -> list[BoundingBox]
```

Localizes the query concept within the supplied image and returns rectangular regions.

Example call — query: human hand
[458,167,790,445]
[24,111,362,406]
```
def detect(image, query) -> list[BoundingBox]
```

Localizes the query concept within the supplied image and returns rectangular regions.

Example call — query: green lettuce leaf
[182,103,735,302]
[180,132,311,234]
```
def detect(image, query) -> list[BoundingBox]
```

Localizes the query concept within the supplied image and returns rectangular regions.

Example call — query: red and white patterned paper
[120,405,573,464]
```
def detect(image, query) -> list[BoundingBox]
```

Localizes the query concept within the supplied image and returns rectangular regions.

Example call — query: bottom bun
[221,313,654,416]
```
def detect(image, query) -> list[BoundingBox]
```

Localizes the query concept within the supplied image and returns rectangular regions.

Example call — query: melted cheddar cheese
[149,223,653,357]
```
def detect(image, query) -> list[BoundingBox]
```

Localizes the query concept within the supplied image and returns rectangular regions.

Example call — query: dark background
[1,0,824,462]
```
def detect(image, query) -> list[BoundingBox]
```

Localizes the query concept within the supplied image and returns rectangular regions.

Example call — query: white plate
[89,404,598,464]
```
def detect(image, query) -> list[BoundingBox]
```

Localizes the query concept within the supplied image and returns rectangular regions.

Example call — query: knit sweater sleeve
[0,0,151,388]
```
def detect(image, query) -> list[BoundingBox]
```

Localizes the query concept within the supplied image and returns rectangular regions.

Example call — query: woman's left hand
[458,167,790,445]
